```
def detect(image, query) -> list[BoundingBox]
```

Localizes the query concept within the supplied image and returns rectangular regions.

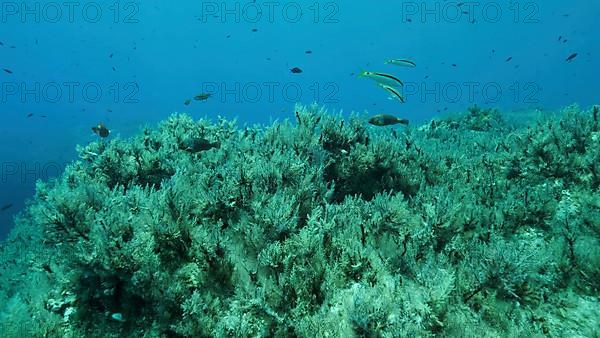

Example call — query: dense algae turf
[0,104,599,337]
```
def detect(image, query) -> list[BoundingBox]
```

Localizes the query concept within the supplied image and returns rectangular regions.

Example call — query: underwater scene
[1,1,599,337]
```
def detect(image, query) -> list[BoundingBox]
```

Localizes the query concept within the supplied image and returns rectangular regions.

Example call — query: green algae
[0,104,599,337]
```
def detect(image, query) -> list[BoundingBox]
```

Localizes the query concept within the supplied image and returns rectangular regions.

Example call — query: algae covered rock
[0,104,599,337]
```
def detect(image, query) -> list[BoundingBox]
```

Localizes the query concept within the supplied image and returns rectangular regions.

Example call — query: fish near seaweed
[92,123,110,137]
[182,137,220,153]
[368,114,409,126]
[0,203,13,211]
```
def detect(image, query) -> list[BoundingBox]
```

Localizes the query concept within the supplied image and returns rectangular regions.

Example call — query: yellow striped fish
[358,71,404,87]
[379,84,405,103]
[384,59,417,67]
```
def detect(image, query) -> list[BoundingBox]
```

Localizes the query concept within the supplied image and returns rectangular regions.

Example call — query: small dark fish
[424,75,429,79]
[226,34,231,38]
[112,66,116,71]
[505,57,513,62]
[251,28,258,32]
[109,53,114,58]
[26,113,34,118]
[2,68,13,74]
[193,93,211,101]
[451,64,457,67]
[40,115,47,118]
[563,39,568,43]
[0,41,3,46]
[182,137,220,153]
[305,50,312,54]
[92,123,110,137]
[184,99,192,106]
[457,2,465,6]
[0,203,13,211]
[41,263,53,274]
[290,67,303,74]
[266,57,271,61]
[368,114,409,126]
[558,36,562,41]
[406,18,412,22]
[566,53,578,62]
[462,11,468,14]
[106,109,113,112]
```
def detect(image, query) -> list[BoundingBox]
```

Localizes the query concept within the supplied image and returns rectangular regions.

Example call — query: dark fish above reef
[566,53,578,62]
[182,137,220,153]
[368,114,409,126]
[193,93,212,101]
[0,203,13,211]
[92,123,110,137]
[290,67,303,74]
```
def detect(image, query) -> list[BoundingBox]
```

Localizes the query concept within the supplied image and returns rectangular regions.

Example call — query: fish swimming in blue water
[359,71,404,87]
[384,59,416,67]
[379,84,405,103]
[92,123,110,137]
[368,114,409,126]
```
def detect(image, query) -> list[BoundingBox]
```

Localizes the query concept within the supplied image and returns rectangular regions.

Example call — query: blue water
[1,1,599,239]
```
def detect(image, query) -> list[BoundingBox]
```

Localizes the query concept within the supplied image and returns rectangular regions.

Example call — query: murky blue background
[1,1,599,239]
